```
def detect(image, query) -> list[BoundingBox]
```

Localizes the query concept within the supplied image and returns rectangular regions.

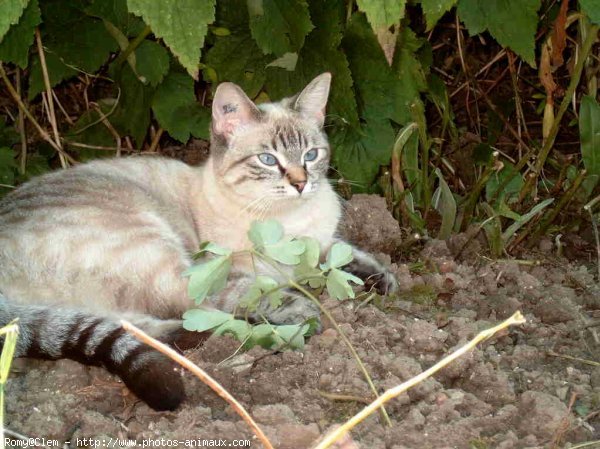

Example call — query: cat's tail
[0,295,204,411]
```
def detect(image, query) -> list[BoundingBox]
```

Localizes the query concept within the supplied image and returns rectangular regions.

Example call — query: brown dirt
[6,195,600,449]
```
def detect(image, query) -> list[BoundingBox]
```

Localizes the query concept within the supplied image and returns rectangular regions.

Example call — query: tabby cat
[0,73,397,411]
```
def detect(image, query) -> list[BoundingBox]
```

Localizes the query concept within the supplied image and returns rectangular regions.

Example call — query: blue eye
[304,149,318,162]
[258,153,278,166]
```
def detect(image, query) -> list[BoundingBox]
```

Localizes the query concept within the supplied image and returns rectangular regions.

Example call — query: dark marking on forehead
[223,103,237,114]
[270,136,278,151]
[278,131,288,150]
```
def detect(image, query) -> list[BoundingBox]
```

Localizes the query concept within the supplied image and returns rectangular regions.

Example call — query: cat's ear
[212,82,260,139]
[293,72,331,127]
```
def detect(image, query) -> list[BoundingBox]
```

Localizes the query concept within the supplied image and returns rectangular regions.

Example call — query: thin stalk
[15,68,27,175]
[114,25,152,67]
[35,28,67,169]
[313,312,526,449]
[523,24,599,199]
[122,321,274,449]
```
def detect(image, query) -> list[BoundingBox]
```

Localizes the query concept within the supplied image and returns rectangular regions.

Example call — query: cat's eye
[304,149,319,162]
[258,153,278,166]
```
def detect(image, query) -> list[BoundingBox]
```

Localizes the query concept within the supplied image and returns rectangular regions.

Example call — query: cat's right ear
[212,83,260,139]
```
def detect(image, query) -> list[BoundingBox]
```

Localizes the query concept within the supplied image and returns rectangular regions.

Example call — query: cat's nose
[292,181,306,193]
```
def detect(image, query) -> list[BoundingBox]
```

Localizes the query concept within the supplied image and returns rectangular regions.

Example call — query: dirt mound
[6,195,600,448]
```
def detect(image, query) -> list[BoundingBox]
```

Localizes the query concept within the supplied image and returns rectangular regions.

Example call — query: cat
[0,73,397,411]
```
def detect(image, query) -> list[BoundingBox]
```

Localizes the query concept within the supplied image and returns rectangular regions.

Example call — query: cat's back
[0,157,201,310]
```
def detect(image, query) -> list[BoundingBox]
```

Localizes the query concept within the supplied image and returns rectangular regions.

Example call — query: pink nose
[292,181,306,193]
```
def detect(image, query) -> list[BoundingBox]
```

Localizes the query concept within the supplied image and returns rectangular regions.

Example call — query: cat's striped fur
[0,74,397,410]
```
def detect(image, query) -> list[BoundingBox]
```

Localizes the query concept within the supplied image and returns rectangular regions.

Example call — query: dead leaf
[375,24,398,66]
[550,0,569,68]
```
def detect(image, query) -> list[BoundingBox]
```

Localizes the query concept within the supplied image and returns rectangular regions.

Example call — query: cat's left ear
[293,72,331,127]
[212,82,260,139]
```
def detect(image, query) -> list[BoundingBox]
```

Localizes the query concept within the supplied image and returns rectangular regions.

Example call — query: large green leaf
[457,0,540,66]
[0,0,28,43]
[29,0,118,98]
[135,40,169,86]
[580,0,600,25]
[421,0,457,30]
[0,0,40,68]
[580,95,600,179]
[152,70,210,142]
[182,309,233,332]
[330,118,396,188]
[321,242,353,270]
[205,30,269,98]
[356,0,405,28]
[343,14,423,124]
[266,0,359,127]
[326,268,363,300]
[109,64,155,145]
[248,0,313,57]
[127,0,215,79]
[432,168,457,239]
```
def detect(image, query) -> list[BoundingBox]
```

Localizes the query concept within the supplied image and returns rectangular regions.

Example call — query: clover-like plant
[182,219,363,350]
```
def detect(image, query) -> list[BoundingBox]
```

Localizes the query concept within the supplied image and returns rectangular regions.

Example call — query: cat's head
[209,73,331,206]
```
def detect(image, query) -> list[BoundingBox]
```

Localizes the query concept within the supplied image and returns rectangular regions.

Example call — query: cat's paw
[257,291,321,326]
[345,249,398,295]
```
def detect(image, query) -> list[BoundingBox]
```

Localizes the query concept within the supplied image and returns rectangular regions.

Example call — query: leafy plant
[0,0,599,253]
[182,219,363,350]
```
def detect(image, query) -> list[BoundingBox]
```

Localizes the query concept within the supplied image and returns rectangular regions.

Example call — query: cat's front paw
[345,248,398,295]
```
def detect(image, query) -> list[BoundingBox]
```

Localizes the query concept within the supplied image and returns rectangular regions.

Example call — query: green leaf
[272,323,309,349]
[205,30,270,98]
[247,0,314,57]
[580,95,600,182]
[109,64,155,145]
[321,242,353,270]
[485,162,524,205]
[0,117,20,148]
[432,168,456,239]
[0,147,17,186]
[28,0,118,99]
[0,0,28,43]
[184,255,232,305]
[294,264,326,288]
[457,0,540,66]
[356,0,406,28]
[298,237,320,267]
[580,0,600,25]
[195,242,232,257]
[330,118,396,188]
[241,275,283,310]
[182,309,233,332]
[326,268,363,300]
[152,69,210,142]
[248,219,284,247]
[266,0,358,127]
[0,0,40,68]
[127,0,216,79]
[134,40,170,86]
[421,0,457,30]
[86,0,129,31]
[215,319,253,340]
[264,237,306,265]
[344,15,425,124]
[502,198,554,243]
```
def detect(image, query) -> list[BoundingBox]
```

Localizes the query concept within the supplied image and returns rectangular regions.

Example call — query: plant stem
[15,68,27,175]
[35,28,67,169]
[122,321,274,449]
[521,24,599,200]
[528,169,587,245]
[252,251,392,426]
[462,152,499,229]
[114,25,152,67]
[289,280,392,426]
[0,64,77,165]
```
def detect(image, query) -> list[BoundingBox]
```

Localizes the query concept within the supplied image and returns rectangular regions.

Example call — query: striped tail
[0,296,204,411]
